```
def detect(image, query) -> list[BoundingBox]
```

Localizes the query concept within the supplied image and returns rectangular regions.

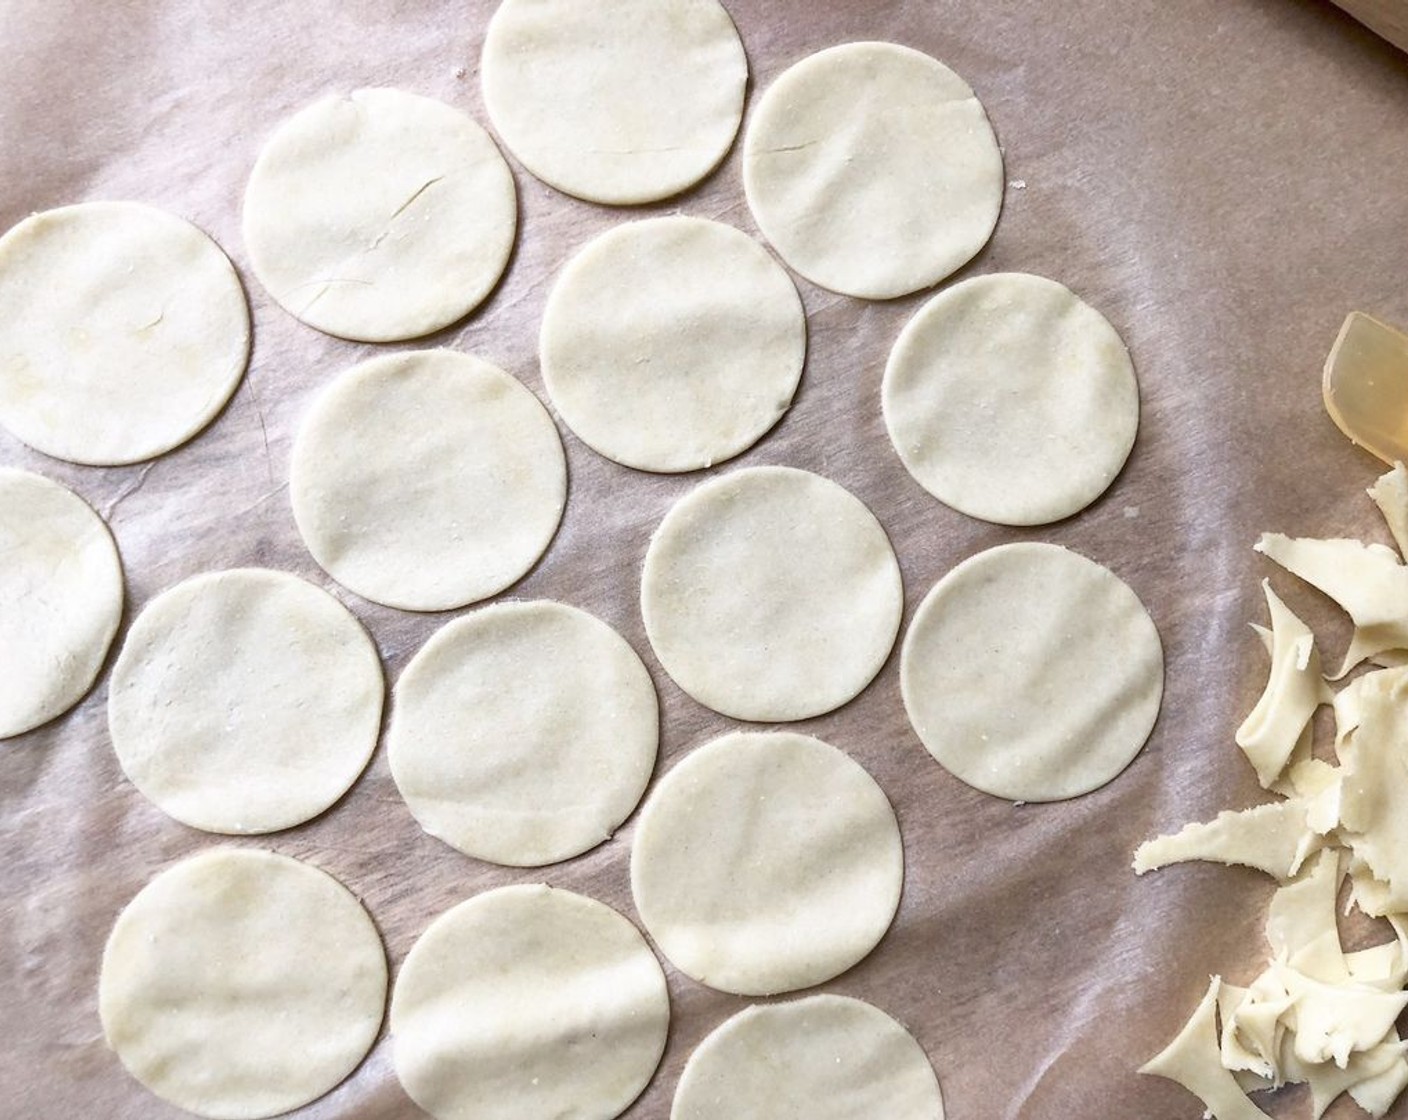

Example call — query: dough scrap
[388,600,658,866]
[480,0,746,204]
[289,349,565,612]
[1131,799,1323,880]
[672,994,943,1120]
[743,41,1002,299]
[641,465,902,721]
[99,848,386,1120]
[107,568,383,834]
[1367,461,1408,558]
[0,469,123,738]
[539,216,805,473]
[391,884,668,1120]
[883,272,1139,526]
[630,730,903,996]
[902,542,1163,802]
[243,88,515,342]
[0,201,249,464]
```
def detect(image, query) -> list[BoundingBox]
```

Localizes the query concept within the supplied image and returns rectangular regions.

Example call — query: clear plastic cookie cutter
[1324,311,1408,464]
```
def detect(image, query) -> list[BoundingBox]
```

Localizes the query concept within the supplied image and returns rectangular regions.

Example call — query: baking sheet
[3,0,1408,1116]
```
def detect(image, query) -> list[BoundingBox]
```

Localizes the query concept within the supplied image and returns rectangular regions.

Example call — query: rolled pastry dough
[631,731,903,995]
[641,465,902,721]
[883,272,1139,526]
[107,568,383,833]
[0,469,123,738]
[243,88,516,342]
[481,0,746,204]
[289,349,566,612]
[391,883,668,1120]
[743,42,1003,299]
[902,542,1163,801]
[540,216,805,473]
[388,600,658,866]
[99,848,386,1120]
[0,201,249,464]
[673,994,944,1120]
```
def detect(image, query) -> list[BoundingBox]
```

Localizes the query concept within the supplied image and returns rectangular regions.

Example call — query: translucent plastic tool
[1323,312,1408,464]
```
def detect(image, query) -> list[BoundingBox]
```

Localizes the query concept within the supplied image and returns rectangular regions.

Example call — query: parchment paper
[3,1,1408,1117]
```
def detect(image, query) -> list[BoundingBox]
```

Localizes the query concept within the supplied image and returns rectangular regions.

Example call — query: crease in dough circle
[0,201,250,464]
[883,272,1140,526]
[641,465,903,722]
[481,0,747,204]
[673,994,945,1120]
[107,567,384,834]
[391,883,669,1120]
[901,542,1164,802]
[99,847,387,1120]
[539,216,806,473]
[630,730,904,996]
[289,349,566,612]
[388,599,659,866]
[0,469,123,738]
[242,87,517,342]
[743,41,1003,300]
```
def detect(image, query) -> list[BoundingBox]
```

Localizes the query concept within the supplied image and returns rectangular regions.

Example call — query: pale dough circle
[391,883,669,1120]
[631,731,903,996]
[388,600,659,866]
[743,42,1003,300]
[0,469,123,738]
[107,568,384,834]
[242,87,516,342]
[289,349,566,612]
[641,465,902,721]
[99,848,387,1120]
[883,272,1140,526]
[901,542,1164,802]
[673,994,944,1120]
[540,216,806,473]
[481,0,747,204]
[0,201,249,464]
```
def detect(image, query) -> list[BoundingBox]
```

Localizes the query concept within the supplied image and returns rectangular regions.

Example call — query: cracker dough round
[883,272,1139,526]
[901,542,1164,802]
[107,568,383,834]
[540,217,805,473]
[289,349,566,612]
[673,994,944,1120]
[481,0,747,204]
[242,88,516,342]
[641,465,902,721]
[0,469,123,738]
[99,848,387,1120]
[743,42,1003,300]
[631,731,903,995]
[388,600,658,866]
[392,884,669,1120]
[0,201,249,464]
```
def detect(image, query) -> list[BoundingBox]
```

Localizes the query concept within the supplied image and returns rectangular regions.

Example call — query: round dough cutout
[481,0,747,204]
[0,201,249,464]
[99,848,387,1120]
[290,349,566,612]
[0,469,123,738]
[901,542,1164,802]
[883,272,1139,526]
[108,568,384,834]
[631,731,903,995]
[673,994,944,1120]
[389,600,659,866]
[540,216,805,473]
[243,88,516,342]
[743,42,1003,300]
[641,465,902,721]
[392,883,669,1120]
